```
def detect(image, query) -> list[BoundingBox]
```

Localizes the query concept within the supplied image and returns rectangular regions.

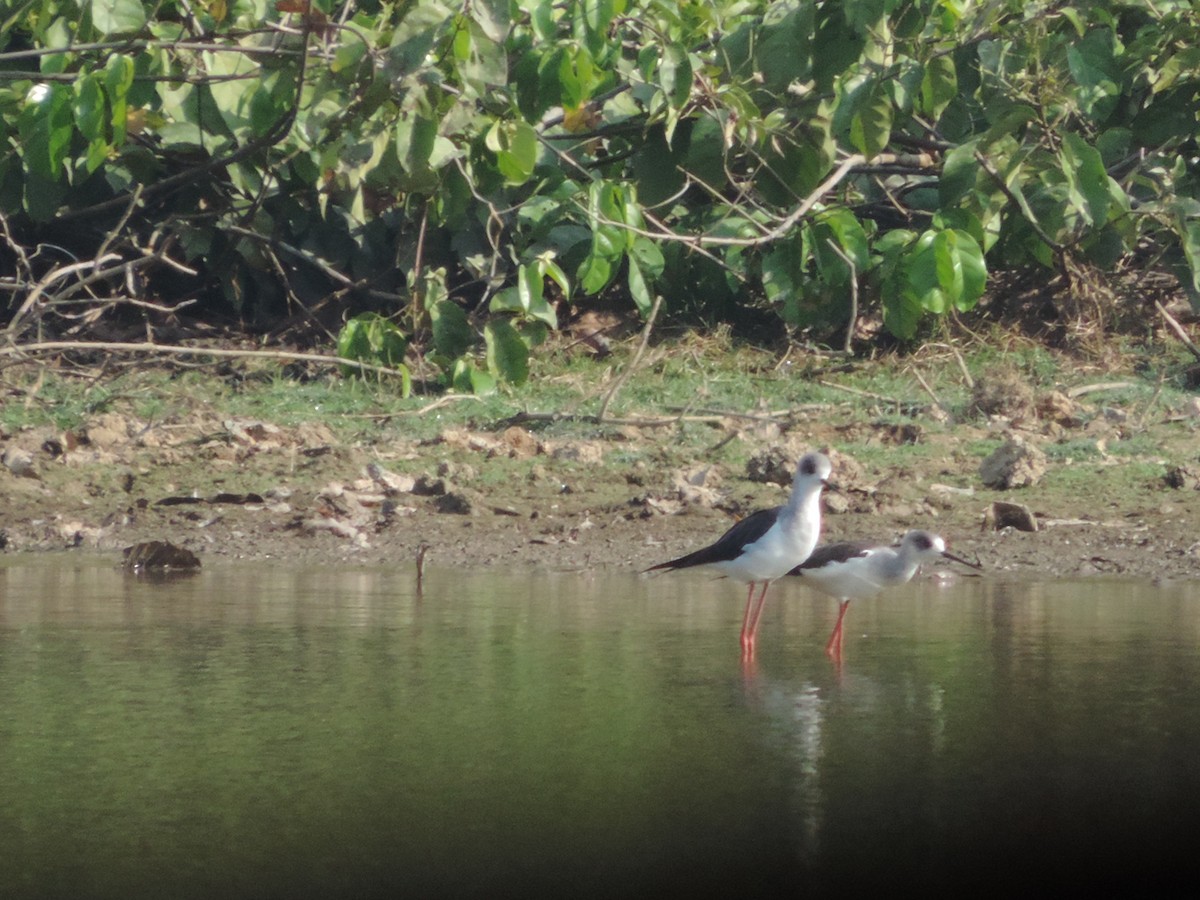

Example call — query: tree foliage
[1,0,1198,387]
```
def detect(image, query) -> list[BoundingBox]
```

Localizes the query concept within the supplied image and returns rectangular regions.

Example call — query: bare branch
[225,225,406,304]
[5,254,122,337]
[823,238,860,354]
[586,154,868,250]
[0,340,410,379]
[597,293,663,423]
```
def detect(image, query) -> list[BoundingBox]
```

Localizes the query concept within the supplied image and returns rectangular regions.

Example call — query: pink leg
[825,599,851,660]
[740,583,758,657]
[741,583,770,660]
[746,582,771,644]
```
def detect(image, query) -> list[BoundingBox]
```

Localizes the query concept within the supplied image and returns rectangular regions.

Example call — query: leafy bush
[1,0,1198,386]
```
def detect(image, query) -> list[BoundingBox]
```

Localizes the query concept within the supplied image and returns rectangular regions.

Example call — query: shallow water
[2,557,1199,897]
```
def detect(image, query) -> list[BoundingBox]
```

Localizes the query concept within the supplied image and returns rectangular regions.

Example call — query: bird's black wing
[644,507,781,572]
[788,540,875,576]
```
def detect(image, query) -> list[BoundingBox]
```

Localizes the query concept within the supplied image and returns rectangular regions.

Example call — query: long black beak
[942,549,982,570]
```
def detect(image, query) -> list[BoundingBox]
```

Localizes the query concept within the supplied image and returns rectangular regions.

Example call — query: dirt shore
[3,398,1198,581]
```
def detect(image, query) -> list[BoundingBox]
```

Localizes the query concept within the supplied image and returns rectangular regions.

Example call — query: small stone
[1163,465,1200,491]
[122,540,202,572]
[549,441,606,465]
[746,447,793,486]
[970,368,1036,421]
[984,500,1038,532]
[437,460,476,482]
[2,447,39,479]
[435,490,476,515]
[500,427,541,458]
[979,435,1047,489]
[823,492,850,515]
[413,475,447,496]
[1036,390,1082,426]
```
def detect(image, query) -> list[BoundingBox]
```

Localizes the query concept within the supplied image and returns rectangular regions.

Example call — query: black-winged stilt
[788,529,980,659]
[644,451,833,658]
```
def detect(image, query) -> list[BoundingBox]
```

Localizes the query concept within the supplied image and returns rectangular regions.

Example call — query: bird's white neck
[780,482,820,531]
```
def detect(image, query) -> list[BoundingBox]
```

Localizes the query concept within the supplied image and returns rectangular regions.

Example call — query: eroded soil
[3,387,1199,582]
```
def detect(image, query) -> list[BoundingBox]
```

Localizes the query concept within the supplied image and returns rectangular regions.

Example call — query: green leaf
[485,319,529,386]
[92,0,147,36]
[627,256,653,316]
[486,120,538,185]
[950,230,987,309]
[336,313,410,388]
[585,180,626,263]
[1059,132,1110,228]
[939,140,980,207]
[557,45,595,109]
[104,54,135,144]
[385,5,445,76]
[578,250,615,295]
[46,107,73,178]
[85,138,109,174]
[519,262,558,327]
[983,103,1036,143]
[470,367,498,395]
[430,299,474,359]
[452,359,496,395]
[490,286,523,314]
[933,231,964,304]
[332,39,367,76]
[902,230,944,313]
[519,320,549,347]
[848,80,892,159]
[659,45,692,109]
[1173,221,1200,309]
[903,229,987,318]
[73,75,105,143]
[751,3,817,93]
[760,117,835,204]
[396,112,440,180]
[814,208,869,277]
[845,0,887,30]
[518,261,543,312]
[629,237,665,279]
[529,0,555,41]
[19,84,74,180]
[1066,27,1120,121]
[761,242,802,309]
[541,257,572,302]
[1094,127,1131,168]
[1057,6,1085,37]
[883,289,924,340]
[573,0,614,56]
[920,54,957,120]
[249,84,282,138]
[455,16,509,96]
[451,358,475,393]
[467,0,510,42]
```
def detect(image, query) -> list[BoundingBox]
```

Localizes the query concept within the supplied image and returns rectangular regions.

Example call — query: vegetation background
[2,0,1199,385]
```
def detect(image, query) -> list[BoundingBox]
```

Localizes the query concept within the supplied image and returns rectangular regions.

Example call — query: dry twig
[596,294,663,422]
[1065,382,1137,398]
[0,339,410,379]
[1155,300,1200,362]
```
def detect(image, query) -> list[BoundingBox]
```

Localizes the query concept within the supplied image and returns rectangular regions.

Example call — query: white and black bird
[788,529,980,659]
[645,451,833,658]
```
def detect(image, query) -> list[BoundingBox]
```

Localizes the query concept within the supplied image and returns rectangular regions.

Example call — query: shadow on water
[2,557,1199,897]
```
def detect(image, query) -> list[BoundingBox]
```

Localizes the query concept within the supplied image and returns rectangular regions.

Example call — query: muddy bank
[3,403,1198,582]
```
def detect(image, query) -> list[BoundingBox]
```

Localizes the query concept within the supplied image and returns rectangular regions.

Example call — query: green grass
[1038,459,1165,497]
[0,330,1192,461]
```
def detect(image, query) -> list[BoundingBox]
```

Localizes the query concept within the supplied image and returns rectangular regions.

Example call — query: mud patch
[3,390,1199,583]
